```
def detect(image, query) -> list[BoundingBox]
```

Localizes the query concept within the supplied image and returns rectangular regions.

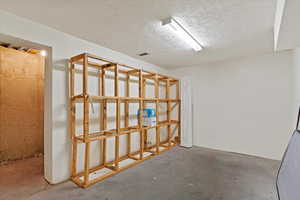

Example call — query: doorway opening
[0,42,50,199]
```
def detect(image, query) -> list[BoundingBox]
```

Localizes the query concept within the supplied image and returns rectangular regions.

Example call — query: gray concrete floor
[2,147,280,200]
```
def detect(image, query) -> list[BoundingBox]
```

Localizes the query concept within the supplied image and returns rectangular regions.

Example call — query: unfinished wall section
[0,46,44,162]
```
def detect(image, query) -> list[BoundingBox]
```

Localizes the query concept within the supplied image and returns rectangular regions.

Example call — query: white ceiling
[0,0,276,68]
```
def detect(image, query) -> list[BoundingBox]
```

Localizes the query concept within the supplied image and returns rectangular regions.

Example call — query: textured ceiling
[0,0,276,68]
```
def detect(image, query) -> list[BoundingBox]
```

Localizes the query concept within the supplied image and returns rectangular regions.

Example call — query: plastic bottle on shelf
[137,108,156,127]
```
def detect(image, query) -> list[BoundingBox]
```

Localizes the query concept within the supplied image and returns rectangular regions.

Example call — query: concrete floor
[0,156,50,200]
[1,147,279,200]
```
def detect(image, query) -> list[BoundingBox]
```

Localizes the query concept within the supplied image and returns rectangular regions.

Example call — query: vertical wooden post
[139,70,144,159]
[98,68,103,165]
[125,73,130,156]
[176,80,181,144]
[155,75,160,153]
[125,74,130,128]
[84,142,90,186]
[71,141,78,177]
[83,54,89,140]
[101,68,107,165]
[115,64,119,97]
[98,68,101,164]
[143,78,147,150]
[70,63,77,177]
[114,64,120,170]
[166,79,171,148]
[83,54,90,185]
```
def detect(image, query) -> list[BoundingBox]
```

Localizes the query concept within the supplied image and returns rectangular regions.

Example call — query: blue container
[137,108,156,117]
[137,108,157,126]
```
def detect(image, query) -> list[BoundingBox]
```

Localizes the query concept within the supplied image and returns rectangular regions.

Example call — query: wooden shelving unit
[69,53,181,188]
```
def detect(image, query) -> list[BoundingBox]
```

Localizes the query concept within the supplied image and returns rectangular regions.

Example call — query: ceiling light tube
[162,17,203,51]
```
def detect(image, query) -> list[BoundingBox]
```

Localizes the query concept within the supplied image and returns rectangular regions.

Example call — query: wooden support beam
[127,69,140,74]
[83,54,90,186]
[125,74,130,127]
[101,68,107,165]
[70,63,77,177]
[176,80,181,144]
[155,75,160,154]
[83,142,90,186]
[142,78,147,150]
[70,53,85,63]
[73,60,128,74]
[98,68,103,166]
[166,79,171,148]
[114,64,119,97]
[87,53,135,70]
[115,100,120,170]
[87,53,179,80]
[143,73,156,79]
[139,70,144,159]
[114,65,120,170]
[125,73,131,156]
[102,63,116,69]
[83,54,89,141]
[158,76,169,81]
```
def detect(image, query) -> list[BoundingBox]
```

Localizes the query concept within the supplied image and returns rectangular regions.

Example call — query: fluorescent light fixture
[40,50,47,57]
[162,17,203,51]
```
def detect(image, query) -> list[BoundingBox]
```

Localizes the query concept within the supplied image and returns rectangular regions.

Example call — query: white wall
[173,51,294,160]
[0,10,169,184]
[292,48,300,124]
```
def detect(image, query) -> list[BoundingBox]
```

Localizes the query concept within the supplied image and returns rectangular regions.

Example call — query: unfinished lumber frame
[69,53,181,188]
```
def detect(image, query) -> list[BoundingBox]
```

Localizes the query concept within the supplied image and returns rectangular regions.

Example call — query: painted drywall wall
[172,51,294,160]
[0,46,44,162]
[292,48,300,120]
[0,10,170,184]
